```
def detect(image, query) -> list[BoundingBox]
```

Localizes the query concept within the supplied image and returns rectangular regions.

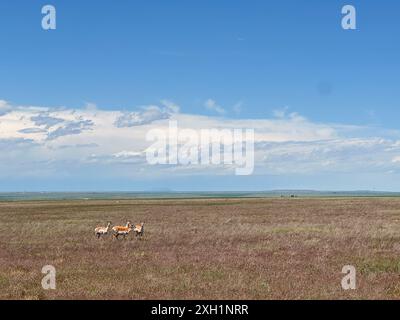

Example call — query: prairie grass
[1,197,400,299]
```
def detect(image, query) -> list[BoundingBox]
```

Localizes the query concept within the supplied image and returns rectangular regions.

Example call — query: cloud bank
[1,99,400,189]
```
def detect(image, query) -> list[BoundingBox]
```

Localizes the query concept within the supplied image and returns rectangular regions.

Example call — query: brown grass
[1,197,400,299]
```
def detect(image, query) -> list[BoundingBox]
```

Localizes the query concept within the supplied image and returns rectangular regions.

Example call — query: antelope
[94,221,112,238]
[112,221,132,239]
[133,222,145,238]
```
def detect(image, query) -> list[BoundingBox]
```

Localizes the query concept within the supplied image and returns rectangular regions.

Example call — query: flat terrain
[1,197,400,299]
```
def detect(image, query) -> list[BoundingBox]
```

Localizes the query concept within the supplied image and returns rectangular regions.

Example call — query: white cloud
[114,105,171,127]
[392,156,400,163]
[112,150,144,160]
[272,106,289,119]
[161,100,180,113]
[1,99,400,180]
[19,128,47,134]
[47,119,94,140]
[84,102,98,111]
[0,100,11,116]
[0,137,38,149]
[204,99,226,115]
[255,138,396,174]
[31,113,64,128]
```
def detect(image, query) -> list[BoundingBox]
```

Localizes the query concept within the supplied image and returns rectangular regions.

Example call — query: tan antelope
[133,222,145,238]
[94,221,112,238]
[112,221,132,239]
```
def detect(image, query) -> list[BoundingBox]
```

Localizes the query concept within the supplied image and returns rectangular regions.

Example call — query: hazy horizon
[1,189,400,202]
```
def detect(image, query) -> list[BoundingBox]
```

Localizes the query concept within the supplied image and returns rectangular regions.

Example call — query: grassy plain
[1,197,400,299]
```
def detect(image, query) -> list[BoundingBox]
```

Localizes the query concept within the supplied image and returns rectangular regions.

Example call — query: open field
[1,197,400,299]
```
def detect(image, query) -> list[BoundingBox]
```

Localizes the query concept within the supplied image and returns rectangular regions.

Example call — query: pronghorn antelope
[94,221,112,238]
[133,222,145,238]
[112,221,132,239]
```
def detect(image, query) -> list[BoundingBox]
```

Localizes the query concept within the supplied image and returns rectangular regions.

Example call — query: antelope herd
[94,220,145,240]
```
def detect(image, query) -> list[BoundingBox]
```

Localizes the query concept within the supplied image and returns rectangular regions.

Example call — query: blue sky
[0,0,400,191]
